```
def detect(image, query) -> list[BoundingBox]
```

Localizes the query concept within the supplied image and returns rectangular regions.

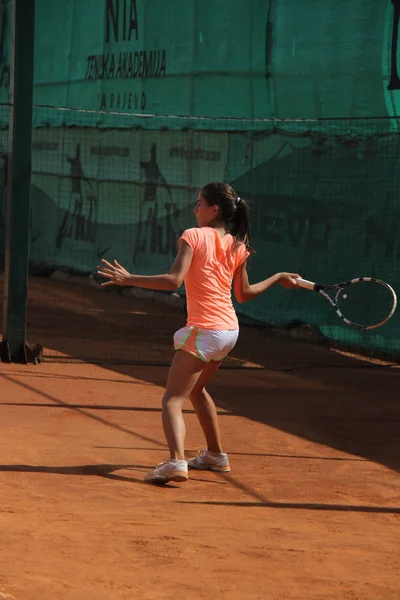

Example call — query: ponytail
[231,198,255,254]
[200,182,255,254]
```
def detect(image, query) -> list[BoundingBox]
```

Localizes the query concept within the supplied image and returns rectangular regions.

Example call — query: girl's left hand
[97,259,132,287]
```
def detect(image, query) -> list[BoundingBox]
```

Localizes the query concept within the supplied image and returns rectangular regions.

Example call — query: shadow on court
[0,463,151,485]
[177,500,400,514]
[106,362,400,473]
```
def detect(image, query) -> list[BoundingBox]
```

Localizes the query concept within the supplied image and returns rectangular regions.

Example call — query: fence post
[1,0,35,363]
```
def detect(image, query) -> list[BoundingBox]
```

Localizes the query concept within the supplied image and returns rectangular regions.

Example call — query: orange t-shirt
[178,227,250,330]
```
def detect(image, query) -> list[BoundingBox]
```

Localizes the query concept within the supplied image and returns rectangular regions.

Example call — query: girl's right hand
[277,272,301,289]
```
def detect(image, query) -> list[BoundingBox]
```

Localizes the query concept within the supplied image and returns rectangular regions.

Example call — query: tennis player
[98,182,300,484]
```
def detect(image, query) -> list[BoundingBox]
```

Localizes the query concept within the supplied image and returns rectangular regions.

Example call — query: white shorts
[174,326,239,363]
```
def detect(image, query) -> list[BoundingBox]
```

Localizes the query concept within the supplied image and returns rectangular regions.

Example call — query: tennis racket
[296,277,397,330]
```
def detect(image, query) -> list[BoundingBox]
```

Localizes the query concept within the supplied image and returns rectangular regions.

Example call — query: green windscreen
[0,0,399,363]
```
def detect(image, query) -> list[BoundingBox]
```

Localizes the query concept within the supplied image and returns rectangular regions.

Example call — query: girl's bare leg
[189,360,224,453]
[161,350,205,460]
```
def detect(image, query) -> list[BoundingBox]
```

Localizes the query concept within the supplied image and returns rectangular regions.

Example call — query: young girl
[97,182,300,484]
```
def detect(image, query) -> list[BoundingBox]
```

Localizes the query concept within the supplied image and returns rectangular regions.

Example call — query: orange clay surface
[0,275,399,599]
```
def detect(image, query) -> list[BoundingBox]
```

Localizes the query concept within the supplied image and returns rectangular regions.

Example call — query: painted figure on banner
[134,143,180,261]
[56,143,98,249]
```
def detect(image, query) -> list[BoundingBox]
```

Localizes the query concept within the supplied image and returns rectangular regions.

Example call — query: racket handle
[295,278,316,291]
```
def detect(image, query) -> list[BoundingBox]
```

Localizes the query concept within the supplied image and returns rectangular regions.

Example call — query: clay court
[0,275,399,599]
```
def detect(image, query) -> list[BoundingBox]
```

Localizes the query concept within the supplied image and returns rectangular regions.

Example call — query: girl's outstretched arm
[97,241,193,291]
[234,262,300,303]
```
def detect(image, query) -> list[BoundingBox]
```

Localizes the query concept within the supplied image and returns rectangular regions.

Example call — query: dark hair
[200,182,254,254]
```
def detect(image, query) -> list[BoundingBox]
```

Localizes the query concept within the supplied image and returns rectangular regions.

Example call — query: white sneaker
[144,459,188,484]
[188,450,231,472]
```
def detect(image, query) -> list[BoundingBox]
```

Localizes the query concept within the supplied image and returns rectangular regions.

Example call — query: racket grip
[295,278,316,291]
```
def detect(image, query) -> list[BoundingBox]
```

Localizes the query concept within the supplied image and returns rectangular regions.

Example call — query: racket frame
[295,277,397,330]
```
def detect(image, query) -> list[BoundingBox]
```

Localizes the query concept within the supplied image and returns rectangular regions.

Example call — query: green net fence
[0,105,399,364]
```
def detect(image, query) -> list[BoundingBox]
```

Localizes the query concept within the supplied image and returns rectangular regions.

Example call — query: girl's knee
[162,393,184,408]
